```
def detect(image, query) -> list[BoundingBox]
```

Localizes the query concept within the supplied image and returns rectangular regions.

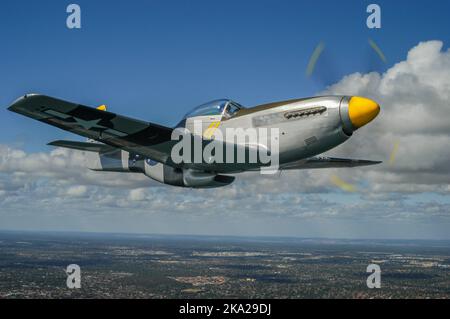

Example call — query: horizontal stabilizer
[281,156,382,170]
[48,140,115,153]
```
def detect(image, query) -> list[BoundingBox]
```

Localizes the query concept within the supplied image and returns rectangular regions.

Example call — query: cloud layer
[324,40,450,194]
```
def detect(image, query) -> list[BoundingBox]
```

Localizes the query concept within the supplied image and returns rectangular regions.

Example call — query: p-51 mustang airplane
[8,94,381,188]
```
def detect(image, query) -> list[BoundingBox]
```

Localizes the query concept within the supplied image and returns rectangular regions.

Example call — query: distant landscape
[0,231,449,298]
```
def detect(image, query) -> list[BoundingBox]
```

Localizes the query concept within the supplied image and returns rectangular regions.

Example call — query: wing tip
[7,93,42,111]
[47,140,61,146]
[357,160,382,166]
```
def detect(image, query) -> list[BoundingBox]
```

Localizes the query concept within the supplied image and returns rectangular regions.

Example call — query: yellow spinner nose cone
[348,96,380,129]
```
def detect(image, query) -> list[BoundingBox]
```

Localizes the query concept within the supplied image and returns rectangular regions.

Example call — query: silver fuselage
[182,96,353,172]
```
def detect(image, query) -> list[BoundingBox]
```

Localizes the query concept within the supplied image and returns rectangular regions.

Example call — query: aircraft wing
[280,156,382,170]
[8,94,178,165]
[47,140,116,153]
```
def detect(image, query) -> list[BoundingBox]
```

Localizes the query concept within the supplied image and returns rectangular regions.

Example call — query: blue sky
[1,0,449,150]
[1,0,450,239]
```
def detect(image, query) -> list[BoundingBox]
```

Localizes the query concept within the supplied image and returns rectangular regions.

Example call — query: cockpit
[183,99,245,120]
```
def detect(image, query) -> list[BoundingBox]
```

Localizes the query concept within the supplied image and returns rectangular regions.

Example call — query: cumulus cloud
[65,185,87,197]
[321,40,450,193]
[0,144,153,189]
[128,188,147,201]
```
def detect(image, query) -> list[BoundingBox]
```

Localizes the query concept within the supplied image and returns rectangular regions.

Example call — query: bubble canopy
[183,99,245,119]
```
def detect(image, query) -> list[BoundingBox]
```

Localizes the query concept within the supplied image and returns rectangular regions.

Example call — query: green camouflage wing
[8,94,177,165]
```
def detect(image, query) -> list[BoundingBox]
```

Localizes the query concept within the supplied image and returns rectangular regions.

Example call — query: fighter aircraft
[7,94,381,188]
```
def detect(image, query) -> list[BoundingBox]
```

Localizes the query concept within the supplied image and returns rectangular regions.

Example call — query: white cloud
[0,144,154,188]
[321,40,450,193]
[65,185,87,197]
[128,188,146,201]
